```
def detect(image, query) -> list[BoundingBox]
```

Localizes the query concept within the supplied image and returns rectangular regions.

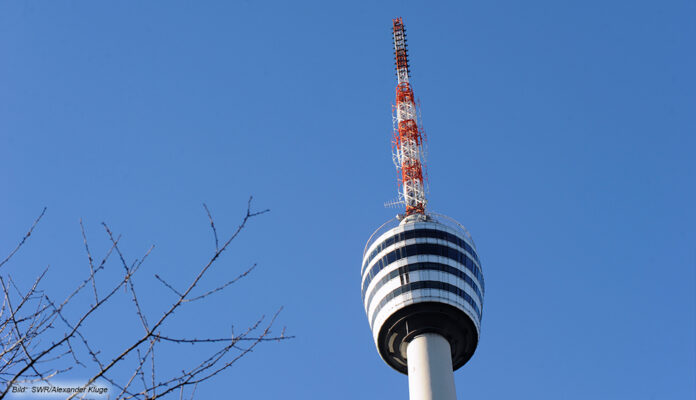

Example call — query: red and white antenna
[391,17,427,216]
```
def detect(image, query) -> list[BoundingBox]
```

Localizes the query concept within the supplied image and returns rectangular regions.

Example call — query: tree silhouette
[0,198,290,399]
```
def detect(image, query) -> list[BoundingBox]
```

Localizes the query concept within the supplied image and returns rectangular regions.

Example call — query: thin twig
[154,275,183,297]
[79,219,99,303]
[185,264,256,303]
[202,203,219,252]
[0,207,46,269]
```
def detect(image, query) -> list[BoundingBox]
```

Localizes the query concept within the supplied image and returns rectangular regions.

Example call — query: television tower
[361,18,485,400]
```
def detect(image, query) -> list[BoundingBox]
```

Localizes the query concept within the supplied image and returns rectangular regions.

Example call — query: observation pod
[361,213,484,374]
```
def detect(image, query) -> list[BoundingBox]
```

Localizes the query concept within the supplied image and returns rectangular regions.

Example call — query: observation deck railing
[362,212,477,260]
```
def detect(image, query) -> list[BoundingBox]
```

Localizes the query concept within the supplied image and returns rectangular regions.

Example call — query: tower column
[406,333,457,400]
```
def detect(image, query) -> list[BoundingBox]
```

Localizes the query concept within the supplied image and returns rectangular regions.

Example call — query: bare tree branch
[185,264,256,303]
[68,199,270,398]
[0,197,287,400]
[0,207,46,269]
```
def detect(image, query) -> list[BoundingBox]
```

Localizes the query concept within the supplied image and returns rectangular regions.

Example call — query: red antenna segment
[392,17,427,215]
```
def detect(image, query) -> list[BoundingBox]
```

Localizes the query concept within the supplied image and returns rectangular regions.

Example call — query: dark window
[369,280,482,328]
[362,228,481,273]
[362,242,485,300]
[363,262,484,309]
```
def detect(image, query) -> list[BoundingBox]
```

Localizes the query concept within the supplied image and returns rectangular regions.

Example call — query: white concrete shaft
[406,333,457,400]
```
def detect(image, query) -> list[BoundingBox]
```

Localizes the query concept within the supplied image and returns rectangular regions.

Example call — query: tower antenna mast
[392,17,427,216]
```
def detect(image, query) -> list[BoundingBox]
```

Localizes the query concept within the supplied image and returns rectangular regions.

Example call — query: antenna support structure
[391,17,427,216]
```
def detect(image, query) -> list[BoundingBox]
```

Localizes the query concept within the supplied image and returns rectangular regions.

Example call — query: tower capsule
[361,213,484,374]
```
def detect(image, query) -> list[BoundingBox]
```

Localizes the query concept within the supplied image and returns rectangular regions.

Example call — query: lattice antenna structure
[391,17,427,216]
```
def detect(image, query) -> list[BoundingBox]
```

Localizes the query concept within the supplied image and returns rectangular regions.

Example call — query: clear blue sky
[1,1,694,399]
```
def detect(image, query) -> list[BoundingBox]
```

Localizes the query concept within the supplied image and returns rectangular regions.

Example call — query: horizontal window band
[370,280,482,328]
[364,262,483,310]
[362,228,480,274]
[362,243,485,296]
